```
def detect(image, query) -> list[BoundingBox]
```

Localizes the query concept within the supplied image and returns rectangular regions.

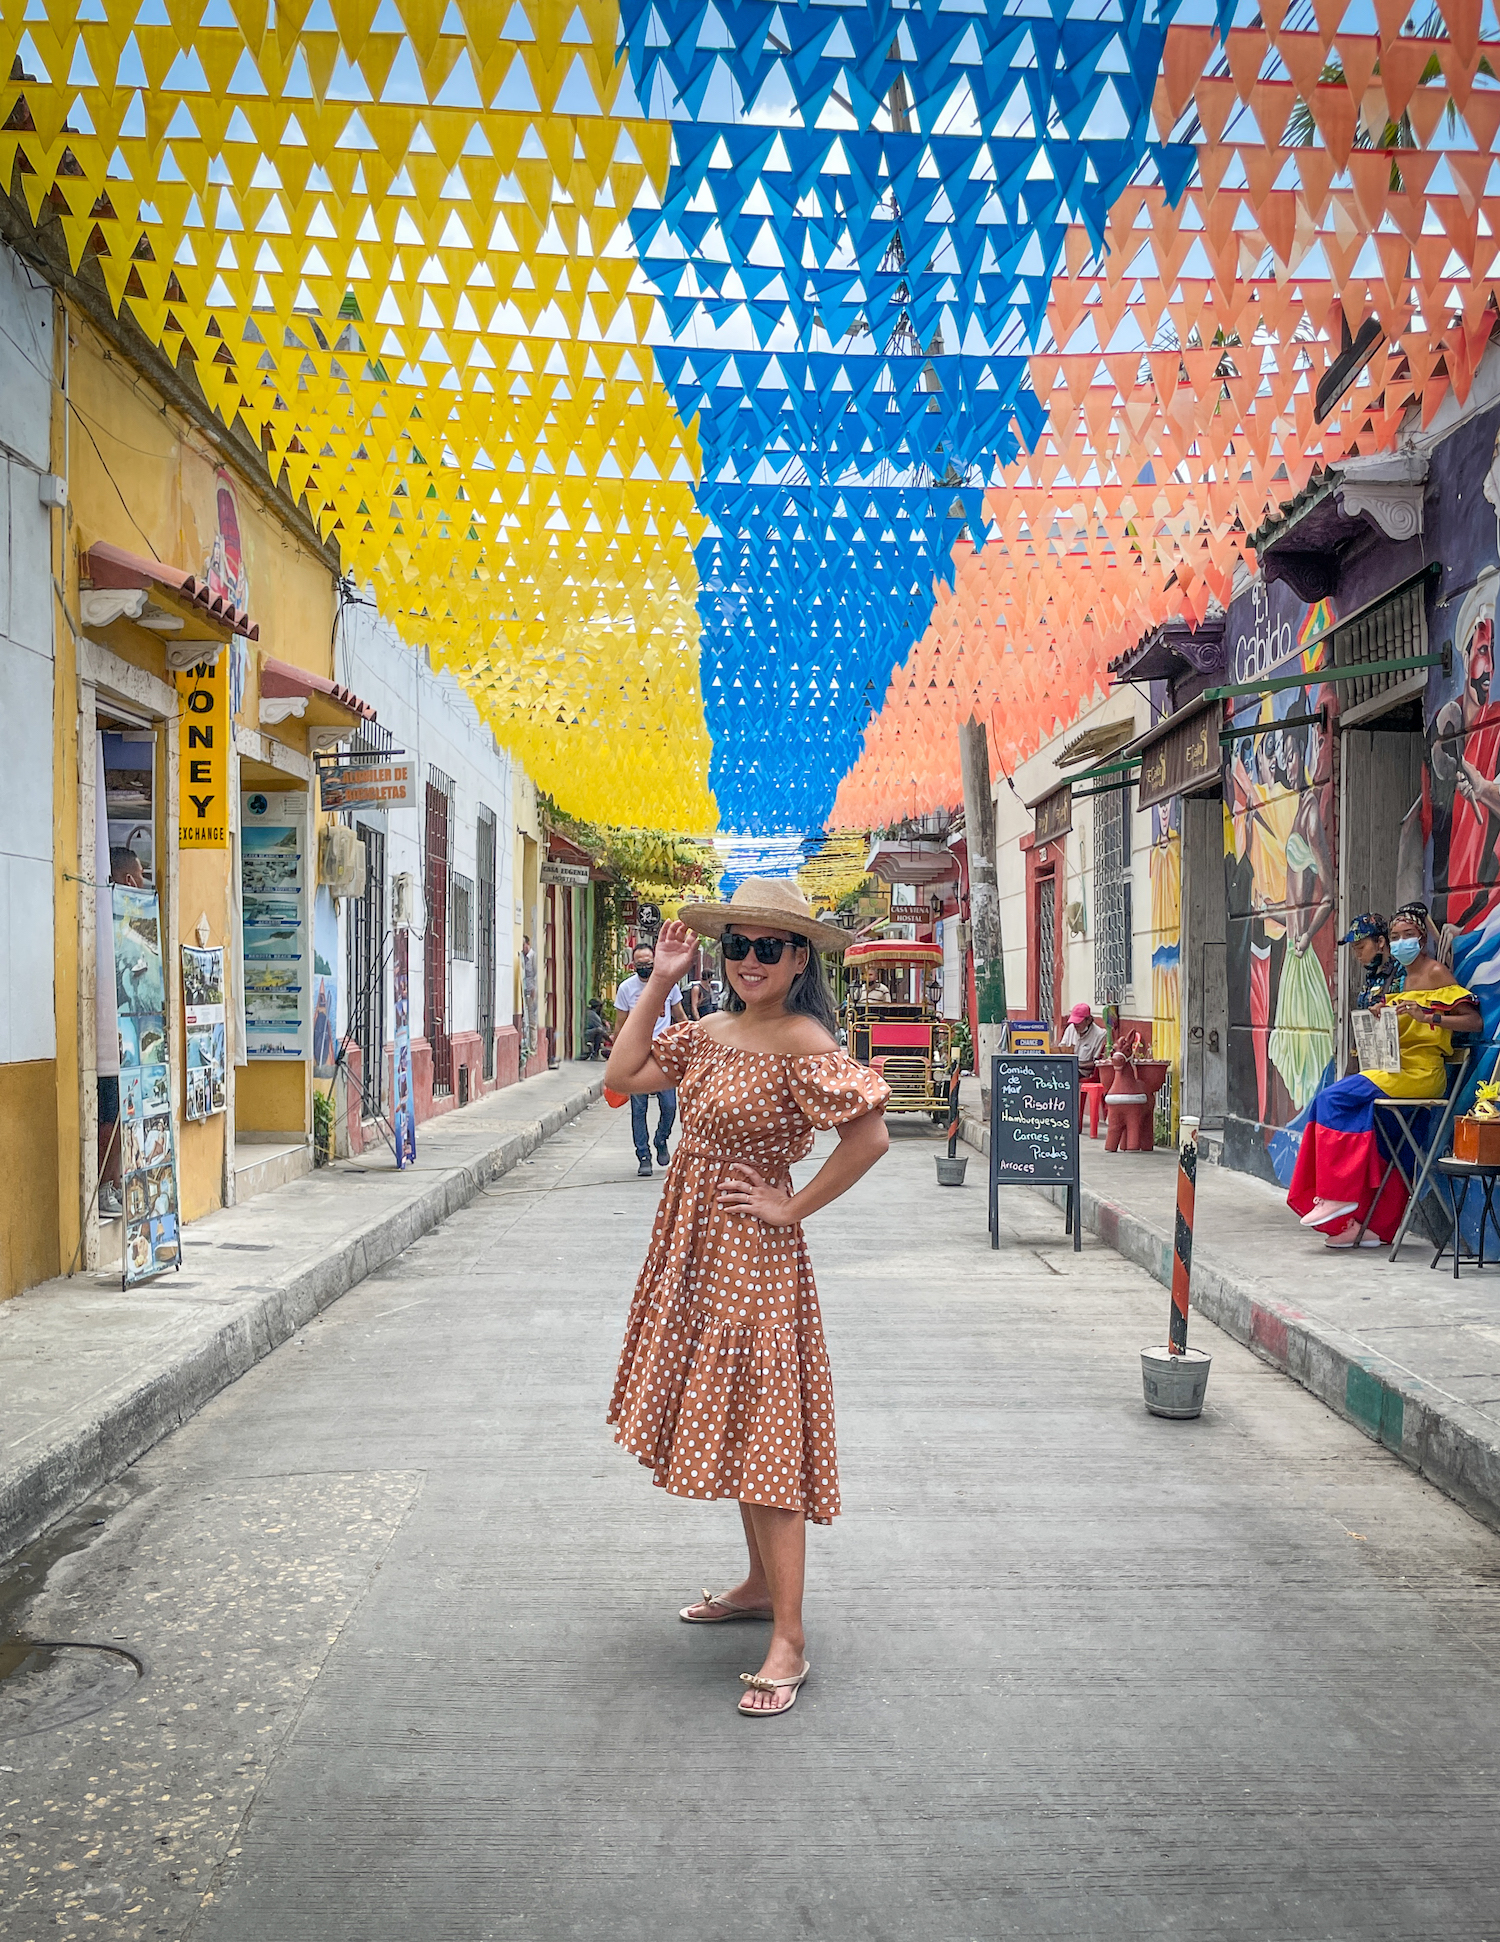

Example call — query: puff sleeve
[788,1050,891,1128]
[648,1022,698,1085]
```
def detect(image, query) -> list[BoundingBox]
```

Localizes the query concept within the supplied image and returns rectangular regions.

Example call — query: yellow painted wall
[36,308,337,1292]
[237,1059,309,1136]
[3,1062,61,1295]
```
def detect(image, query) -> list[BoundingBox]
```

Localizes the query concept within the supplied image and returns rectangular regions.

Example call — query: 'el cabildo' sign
[1229,575,1304,688]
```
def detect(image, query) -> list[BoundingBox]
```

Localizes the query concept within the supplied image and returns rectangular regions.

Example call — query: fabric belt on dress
[675,1138,791,1180]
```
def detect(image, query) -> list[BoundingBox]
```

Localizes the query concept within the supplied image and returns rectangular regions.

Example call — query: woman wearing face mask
[1288,901,1482,1247]
[604,879,889,1719]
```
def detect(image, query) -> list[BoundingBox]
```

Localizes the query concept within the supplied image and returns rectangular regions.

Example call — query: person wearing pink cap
[1059,1000,1107,1081]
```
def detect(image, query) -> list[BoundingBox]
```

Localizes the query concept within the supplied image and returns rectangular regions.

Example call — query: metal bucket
[935,1155,969,1187]
[1140,1345,1211,1419]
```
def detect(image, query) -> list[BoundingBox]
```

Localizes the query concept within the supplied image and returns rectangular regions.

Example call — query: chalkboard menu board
[988,1054,1081,1251]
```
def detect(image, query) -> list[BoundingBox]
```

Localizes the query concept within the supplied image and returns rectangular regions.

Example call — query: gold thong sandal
[738,1662,811,1718]
[679,1587,774,1624]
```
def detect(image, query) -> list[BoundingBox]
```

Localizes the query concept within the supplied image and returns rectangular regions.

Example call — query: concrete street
[4,1104,1500,1940]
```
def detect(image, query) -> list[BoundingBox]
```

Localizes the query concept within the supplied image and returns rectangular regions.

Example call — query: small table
[1432,1157,1500,1277]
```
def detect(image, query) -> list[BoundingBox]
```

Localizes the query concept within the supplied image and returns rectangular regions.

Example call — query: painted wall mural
[1426,404,1500,1066]
[1149,797,1182,1102]
[1223,581,1339,1182]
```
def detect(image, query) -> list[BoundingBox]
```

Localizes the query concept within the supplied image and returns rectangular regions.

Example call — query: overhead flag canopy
[621,0,1188,828]
[3,0,1498,837]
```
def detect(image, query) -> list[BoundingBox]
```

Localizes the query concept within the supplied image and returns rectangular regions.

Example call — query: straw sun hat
[677,877,851,956]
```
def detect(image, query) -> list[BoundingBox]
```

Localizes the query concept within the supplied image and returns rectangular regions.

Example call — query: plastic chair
[1357,1048,1474,1261]
[1079,1078,1108,1139]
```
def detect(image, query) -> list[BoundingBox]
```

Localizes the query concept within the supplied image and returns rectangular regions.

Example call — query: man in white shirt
[614,939,688,1176]
[1059,1001,1108,1079]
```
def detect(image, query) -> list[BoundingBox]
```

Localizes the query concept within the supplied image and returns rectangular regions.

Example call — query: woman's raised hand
[650,918,698,987]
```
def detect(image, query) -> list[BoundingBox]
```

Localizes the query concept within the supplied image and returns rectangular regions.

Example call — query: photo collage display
[182,944,227,1120]
[241,791,306,1060]
[112,885,181,1285]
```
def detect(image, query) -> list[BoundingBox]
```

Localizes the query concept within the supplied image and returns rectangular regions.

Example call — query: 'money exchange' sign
[176,655,229,849]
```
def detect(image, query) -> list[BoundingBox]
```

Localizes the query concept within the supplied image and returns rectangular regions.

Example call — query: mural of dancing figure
[1428,568,1500,932]
[1267,705,1336,1112]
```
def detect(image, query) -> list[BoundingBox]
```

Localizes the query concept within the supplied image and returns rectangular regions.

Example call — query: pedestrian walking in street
[1288,903,1481,1246]
[614,940,688,1175]
[604,880,889,1717]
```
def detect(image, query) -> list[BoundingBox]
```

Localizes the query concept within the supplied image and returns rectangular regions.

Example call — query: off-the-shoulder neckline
[688,1029,842,1062]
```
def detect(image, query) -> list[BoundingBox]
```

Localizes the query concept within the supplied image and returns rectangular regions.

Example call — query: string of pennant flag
[2,0,1498,840]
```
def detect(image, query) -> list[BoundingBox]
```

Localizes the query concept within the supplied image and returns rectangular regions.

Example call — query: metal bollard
[946,1060,962,1159]
[1170,1115,1199,1355]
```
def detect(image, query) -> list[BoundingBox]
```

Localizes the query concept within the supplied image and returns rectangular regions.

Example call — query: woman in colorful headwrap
[1287,903,1482,1248]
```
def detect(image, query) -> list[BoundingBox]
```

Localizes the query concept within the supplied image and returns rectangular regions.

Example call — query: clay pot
[1103,1049,1170,1152]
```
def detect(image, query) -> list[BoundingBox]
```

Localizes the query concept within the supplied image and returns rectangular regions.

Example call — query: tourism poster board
[113,885,181,1286]
[392,928,416,1167]
[241,791,307,1060]
[182,945,227,1121]
[312,886,339,1079]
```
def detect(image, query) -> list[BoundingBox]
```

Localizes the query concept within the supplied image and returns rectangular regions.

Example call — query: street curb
[0,1078,603,1566]
[960,1110,1500,1534]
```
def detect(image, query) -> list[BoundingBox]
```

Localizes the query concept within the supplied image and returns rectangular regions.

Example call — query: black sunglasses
[723,932,804,964]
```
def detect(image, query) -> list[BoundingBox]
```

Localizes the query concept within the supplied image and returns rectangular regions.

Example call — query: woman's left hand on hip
[720,1162,796,1226]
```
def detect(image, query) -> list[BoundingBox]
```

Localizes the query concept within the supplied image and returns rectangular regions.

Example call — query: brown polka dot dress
[608,1024,890,1525]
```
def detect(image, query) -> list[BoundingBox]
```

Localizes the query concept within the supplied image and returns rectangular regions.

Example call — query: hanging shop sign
[541,860,592,888]
[181,945,227,1120]
[1034,786,1073,844]
[1135,701,1224,812]
[317,757,414,810]
[176,655,229,849]
[241,791,307,1060]
[112,885,181,1286]
[888,903,928,923]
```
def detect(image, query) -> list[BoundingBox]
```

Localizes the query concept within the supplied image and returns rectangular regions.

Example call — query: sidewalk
[960,1088,1500,1532]
[0,1064,603,1564]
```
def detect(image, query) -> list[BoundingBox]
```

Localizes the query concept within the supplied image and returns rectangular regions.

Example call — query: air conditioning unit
[391,871,417,929]
[319,823,367,900]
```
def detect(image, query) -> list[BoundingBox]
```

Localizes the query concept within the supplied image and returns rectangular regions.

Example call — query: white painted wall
[336,602,519,1053]
[0,244,55,1064]
[996,689,1153,1023]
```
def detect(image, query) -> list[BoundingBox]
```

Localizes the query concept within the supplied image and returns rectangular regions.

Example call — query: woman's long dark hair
[719,932,839,1035]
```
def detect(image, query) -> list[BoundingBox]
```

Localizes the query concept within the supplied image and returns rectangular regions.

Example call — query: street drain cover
[0,1639,143,1738]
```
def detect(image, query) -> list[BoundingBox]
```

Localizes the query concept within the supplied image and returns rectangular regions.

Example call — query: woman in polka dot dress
[605,879,890,1718]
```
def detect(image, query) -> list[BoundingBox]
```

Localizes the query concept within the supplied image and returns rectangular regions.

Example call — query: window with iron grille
[1094,784,1132,1006]
[450,872,475,960]
[424,766,455,1096]
[476,807,497,1081]
[1036,874,1056,1024]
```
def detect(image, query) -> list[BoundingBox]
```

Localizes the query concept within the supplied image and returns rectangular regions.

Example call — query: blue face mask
[1390,936,1422,966]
